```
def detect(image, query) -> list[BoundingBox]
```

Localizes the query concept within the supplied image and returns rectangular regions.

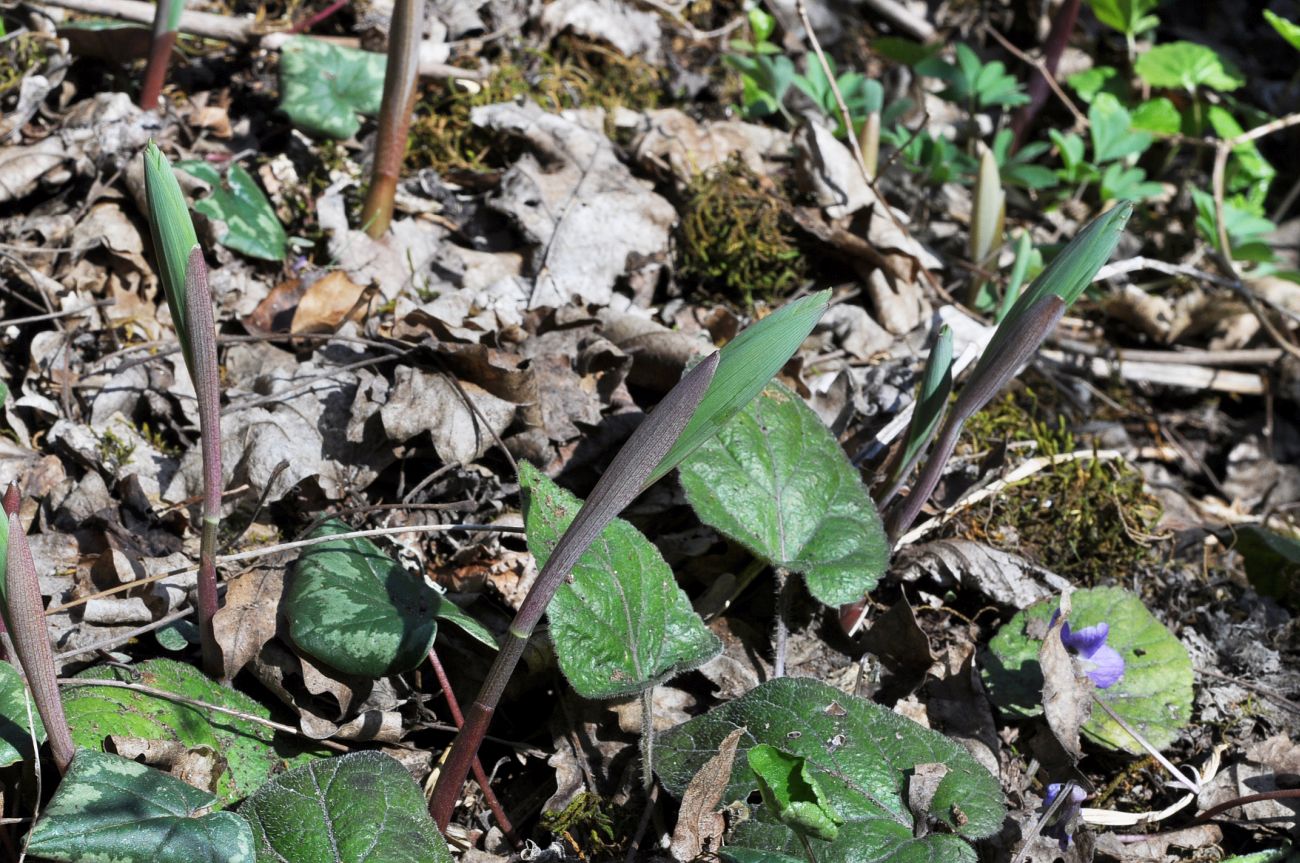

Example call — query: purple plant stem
[140,0,179,109]
[360,0,423,238]
[289,0,349,35]
[885,295,1066,541]
[429,352,721,830]
[1010,0,1081,151]
[184,247,223,681]
[5,491,74,774]
[427,648,519,847]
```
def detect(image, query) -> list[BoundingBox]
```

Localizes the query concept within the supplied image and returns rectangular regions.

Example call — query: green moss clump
[408,37,663,174]
[540,792,622,858]
[955,391,1163,582]
[676,156,808,304]
[0,32,49,97]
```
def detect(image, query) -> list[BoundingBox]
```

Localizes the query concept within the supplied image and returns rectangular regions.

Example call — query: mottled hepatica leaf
[278,36,386,139]
[62,658,322,804]
[982,586,1193,753]
[521,462,720,698]
[241,751,452,863]
[285,519,440,678]
[26,750,255,863]
[0,659,44,767]
[680,382,888,606]
[175,160,287,261]
[657,677,1005,863]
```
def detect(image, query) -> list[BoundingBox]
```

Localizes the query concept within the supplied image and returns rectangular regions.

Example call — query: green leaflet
[26,750,255,863]
[175,160,287,261]
[748,744,844,842]
[62,658,322,804]
[657,677,1005,863]
[285,519,439,677]
[646,289,830,488]
[981,586,1194,752]
[278,37,386,139]
[143,141,199,365]
[1135,41,1245,92]
[241,751,452,863]
[521,462,720,698]
[680,382,888,606]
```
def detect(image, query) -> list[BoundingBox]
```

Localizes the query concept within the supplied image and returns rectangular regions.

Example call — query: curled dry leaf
[211,565,285,683]
[1039,596,1091,763]
[669,726,746,862]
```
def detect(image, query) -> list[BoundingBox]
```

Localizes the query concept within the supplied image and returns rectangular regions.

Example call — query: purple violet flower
[1042,782,1087,850]
[1050,611,1125,689]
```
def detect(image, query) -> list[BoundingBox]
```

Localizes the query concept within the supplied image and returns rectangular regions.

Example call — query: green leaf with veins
[241,751,451,863]
[981,586,1193,752]
[520,462,720,699]
[62,659,322,804]
[286,519,442,677]
[26,750,255,863]
[1264,10,1300,52]
[174,161,286,261]
[657,677,1005,863]
[680,382,887,606]
[1086,0,1159,37]
[1089,93,1153,163]
[278,35,386,138]
[1135,41,1245,92]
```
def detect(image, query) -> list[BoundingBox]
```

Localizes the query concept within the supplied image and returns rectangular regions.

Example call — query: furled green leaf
[175,161,286,261]
[0,658,44,767]
[26,750,254,863]
[520,462,720,698]
[748,744,844,842]
[1135,41,1245,92]
[286,519,440,677]
[62,658,321,804]
[1265,10,1300,52]
[1090,93,1153,163]
[977,202,1131,387]
[279,36,386,138]
[143,141,199,364]
[884,325,953,501]
[680,382,888,606]
[241,751,451,863]
[646,289,829,488]
[657,677,1005,863]
[982,586,1194,752]
[1086,0,1159,37]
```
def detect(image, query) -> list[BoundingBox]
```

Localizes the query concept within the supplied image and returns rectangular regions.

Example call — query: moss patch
[954,391,1163,582]
[540,791,625,859]
[408,37,663,174]
[676,156,808,304]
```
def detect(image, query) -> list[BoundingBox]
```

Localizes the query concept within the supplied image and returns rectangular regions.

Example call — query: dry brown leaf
[906,762,950,836]
[291,270,370,334]
[670,726,746,862]
[1040,593,1090,763]
[211,565,285,682]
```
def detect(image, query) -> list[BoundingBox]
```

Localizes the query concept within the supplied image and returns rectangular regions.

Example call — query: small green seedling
[878,325,953,506]
[142,142,223,681]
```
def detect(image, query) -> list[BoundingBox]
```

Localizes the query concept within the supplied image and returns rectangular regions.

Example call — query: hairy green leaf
[62,658,321,804]
[520,462,719,698]
[175,161,286,261]
[1135,41,1244,92]
[680,382,888,606]
[982,586,1194,752]
[26,750,255,863]
[647,290,829,487]
[241,751,451,863]
[279,36,386,138]
[657,677,1005,863]
[0,658,44,767]
[286,519,440,677]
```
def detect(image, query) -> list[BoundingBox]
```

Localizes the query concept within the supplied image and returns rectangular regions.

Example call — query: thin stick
[57,678,349,751]
[1010,780,1077,863]
[427,648,520,847]
[0,301,112,327]
[1091,696,1200,795]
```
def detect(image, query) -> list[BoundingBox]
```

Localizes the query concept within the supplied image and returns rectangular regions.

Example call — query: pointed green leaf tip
[143,140,200,365]
[645,289,831,487]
